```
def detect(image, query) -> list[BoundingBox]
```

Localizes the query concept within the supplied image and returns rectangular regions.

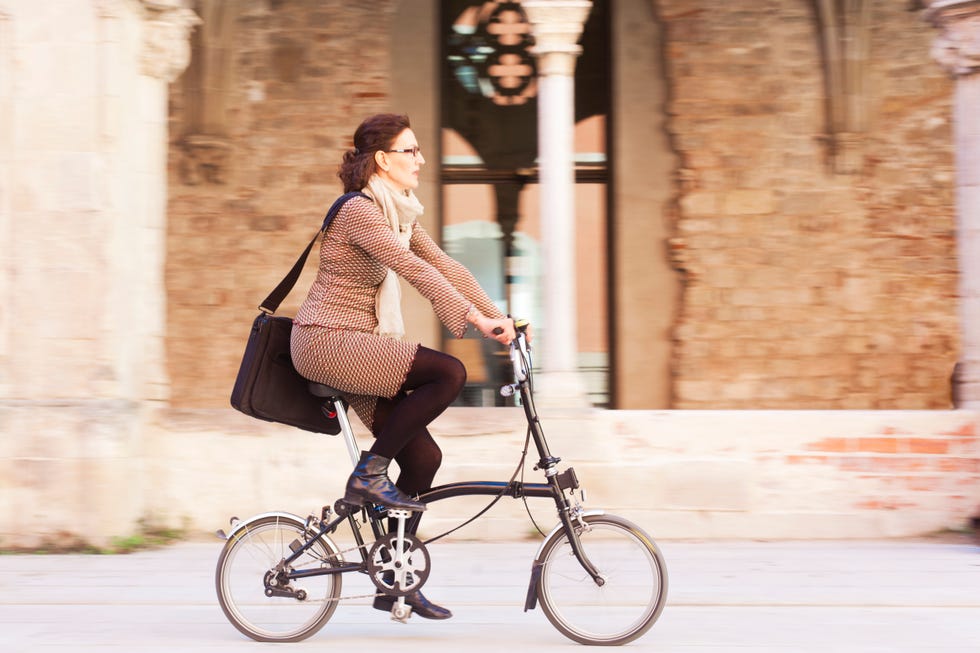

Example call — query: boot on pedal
[374,588,452,620]
[343,451,425,512]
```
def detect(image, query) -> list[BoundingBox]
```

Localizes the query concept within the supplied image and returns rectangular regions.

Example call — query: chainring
[366,532,430,597]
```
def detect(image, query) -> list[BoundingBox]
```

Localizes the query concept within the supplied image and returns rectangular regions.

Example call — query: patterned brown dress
[290,196,504,430]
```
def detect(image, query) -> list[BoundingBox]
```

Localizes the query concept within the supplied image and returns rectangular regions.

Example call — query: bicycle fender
[523,509,606,612]
[224,511,307,541]
[524,560,543,611]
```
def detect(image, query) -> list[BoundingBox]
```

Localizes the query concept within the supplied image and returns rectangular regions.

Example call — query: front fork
[523,469,605,611]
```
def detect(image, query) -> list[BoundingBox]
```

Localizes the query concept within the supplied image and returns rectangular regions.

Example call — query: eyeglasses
[386,146,422,157]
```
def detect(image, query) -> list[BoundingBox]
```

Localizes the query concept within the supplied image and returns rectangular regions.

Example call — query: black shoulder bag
[229,192,368,434]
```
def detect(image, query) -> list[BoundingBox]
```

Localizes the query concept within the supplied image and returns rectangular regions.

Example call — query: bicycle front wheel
[215,515,343,642]
[535,513,668,646]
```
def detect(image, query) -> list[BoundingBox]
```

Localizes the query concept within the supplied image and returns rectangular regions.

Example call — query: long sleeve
[409,222,506,322]
[344,200,474,337]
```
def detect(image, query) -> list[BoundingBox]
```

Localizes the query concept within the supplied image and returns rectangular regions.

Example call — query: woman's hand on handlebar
[466,306,516,345]
[483,316,515,345]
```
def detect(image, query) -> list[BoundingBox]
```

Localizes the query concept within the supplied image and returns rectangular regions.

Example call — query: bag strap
[258,191,370,314]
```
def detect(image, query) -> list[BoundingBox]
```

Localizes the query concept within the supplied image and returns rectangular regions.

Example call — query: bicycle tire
[215,515,343,642]
[535,513,668,646]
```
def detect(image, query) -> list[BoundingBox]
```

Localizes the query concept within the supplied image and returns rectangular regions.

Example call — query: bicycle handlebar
[507,320,532,386]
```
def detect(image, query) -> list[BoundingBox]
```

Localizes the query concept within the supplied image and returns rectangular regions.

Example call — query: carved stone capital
[141,0,201,82]
[926,0,980,76]
[522,0,592,76]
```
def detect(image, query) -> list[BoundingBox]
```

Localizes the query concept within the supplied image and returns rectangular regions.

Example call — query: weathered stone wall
[114,407,980,542]
[166,0,397,407]
[1,0,199,547]
[1,1,974,548]
[659,0,959,408]
[165,1,959,410]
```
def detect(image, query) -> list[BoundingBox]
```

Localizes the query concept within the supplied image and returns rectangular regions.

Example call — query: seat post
[332,397,361,467]
[308,381,361,468]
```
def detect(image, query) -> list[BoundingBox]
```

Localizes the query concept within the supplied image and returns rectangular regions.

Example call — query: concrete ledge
[1,405,978,546]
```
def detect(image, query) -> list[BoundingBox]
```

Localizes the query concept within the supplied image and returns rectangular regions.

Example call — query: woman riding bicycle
[290,113,515,620]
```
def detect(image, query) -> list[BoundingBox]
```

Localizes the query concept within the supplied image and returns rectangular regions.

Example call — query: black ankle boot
[343,451,426,512]
[373,590,453,620]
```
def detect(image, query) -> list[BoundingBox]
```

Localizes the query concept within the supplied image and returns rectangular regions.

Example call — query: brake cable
[421,339,547,545]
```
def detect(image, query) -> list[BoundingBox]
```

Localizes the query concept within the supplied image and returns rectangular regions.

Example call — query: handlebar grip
[492,327,504,335]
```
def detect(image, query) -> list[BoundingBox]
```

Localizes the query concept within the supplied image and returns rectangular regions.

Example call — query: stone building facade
[166,0,960,411]
[1,0,978,547]
[664,2,960,409]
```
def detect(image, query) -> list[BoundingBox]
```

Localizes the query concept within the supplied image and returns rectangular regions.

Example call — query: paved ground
[2,535,979,652]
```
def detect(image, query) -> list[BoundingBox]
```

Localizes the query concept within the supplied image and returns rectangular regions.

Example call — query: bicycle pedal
[390,603,412,624]
[333,499,358,517]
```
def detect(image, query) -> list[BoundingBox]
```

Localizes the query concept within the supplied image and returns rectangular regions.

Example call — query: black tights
[369,346,466,496]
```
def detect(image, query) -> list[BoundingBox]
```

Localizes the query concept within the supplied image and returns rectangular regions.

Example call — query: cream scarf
[362,174,424,339]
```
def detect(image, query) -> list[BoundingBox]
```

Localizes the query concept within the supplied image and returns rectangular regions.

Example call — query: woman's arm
[409,222,505,320]
[344,200,510,341]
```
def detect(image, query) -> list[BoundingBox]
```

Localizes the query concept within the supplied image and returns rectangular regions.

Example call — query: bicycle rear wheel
[215,515,343,642]
[535,513,668,645]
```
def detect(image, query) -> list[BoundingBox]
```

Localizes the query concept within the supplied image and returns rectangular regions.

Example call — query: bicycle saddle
[308,382,343,399]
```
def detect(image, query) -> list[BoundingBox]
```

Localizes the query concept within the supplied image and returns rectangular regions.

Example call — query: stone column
[523,0,592,406]
[133,0,201,403]
[927,0,980,408]
[1,0,198,547]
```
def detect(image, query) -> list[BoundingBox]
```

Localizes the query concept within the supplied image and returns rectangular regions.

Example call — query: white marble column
[927,1,980,408]
[523,0,592,406]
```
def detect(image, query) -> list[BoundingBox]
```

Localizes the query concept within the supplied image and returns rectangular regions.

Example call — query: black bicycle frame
[512,379,604,587]
[282,332,603,593]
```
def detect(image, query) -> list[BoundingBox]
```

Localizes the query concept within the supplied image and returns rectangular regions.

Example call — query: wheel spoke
[536,515,668,645]
[215,517,342,643]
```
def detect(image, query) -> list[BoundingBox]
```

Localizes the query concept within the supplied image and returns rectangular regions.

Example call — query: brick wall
[659,0,959,408]
[165,1,959,410]
[166,0,396,406]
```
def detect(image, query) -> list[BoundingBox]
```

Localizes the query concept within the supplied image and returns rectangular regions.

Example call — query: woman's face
[376,128,425,193]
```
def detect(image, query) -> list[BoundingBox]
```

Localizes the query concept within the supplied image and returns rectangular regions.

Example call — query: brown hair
[338,113,412,192]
